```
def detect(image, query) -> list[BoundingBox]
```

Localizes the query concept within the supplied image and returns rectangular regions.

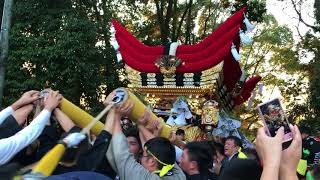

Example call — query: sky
[266,0,316,40]
[256,0,316,105]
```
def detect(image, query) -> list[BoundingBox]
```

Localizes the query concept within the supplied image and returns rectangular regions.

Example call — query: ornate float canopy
[110,7,261,114]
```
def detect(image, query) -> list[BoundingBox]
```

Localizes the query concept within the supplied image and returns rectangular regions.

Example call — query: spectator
[219,136,242,175]
[176,129,186,142]
[179,141,213,180]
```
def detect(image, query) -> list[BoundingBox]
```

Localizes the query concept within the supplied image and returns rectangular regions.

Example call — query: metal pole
[0,0,13,108]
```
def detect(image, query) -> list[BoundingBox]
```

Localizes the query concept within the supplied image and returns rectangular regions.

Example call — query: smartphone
[257,98,292,142]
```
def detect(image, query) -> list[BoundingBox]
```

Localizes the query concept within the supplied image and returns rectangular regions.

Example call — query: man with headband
[106,100,186,180]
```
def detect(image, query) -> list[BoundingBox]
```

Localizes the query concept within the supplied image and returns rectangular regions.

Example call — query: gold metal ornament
[201,100,219,127]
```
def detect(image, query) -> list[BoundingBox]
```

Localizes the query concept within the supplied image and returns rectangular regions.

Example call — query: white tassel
[239,29,253,44]
[110,41,119,50]
[231,43,241,61]
[174,114,188,126]
[166,116,175,126]
[243,14,255,32]
[169,42,180,56]
[258,84,264,94]
[110,26,116,34]
[116,52,122,62]
[245,90,256,111]
[239,68,246,82]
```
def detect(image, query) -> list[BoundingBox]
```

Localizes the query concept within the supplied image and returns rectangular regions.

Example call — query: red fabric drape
[112,19,164,55]
[233,76,262,105]
[176,7,246,54]
[223,35,241,91]
[111,7,246,73]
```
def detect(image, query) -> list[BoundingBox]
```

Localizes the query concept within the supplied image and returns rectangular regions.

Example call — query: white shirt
[0,109,51,165]
[0,106,14,125]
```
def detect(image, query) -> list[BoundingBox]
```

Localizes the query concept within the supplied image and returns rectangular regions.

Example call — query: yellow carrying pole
[32,144,66,176]
[108,88,172,138]
[60,98,104,135]
[31,104,113,177]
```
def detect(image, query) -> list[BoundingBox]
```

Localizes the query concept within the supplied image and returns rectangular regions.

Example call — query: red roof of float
[111,7,246,74]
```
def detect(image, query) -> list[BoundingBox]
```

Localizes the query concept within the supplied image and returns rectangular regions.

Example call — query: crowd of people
[0,90,319,180]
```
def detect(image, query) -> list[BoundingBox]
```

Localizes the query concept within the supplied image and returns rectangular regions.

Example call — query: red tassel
[233,76,262,105]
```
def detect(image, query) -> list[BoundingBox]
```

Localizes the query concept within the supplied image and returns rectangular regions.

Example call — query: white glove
[63,132,86,148]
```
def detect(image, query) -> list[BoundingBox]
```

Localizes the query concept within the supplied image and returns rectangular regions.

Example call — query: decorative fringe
[239,29,253,44]
[245,90,256,111]
[243,14,255,32]
[231,43,241,61]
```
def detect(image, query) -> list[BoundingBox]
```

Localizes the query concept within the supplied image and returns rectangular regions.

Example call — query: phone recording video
[257,98,292,143]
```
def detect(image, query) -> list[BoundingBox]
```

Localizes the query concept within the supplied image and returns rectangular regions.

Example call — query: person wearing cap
[106,100,186,180]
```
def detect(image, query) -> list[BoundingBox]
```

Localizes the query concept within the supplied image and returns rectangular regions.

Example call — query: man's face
[140,150,156,172]
[176,134,185,141]
[224,139,239,157]
[127,136,141,155]
[179,149,193,174]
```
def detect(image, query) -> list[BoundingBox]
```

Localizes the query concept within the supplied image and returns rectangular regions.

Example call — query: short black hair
[124,127,142,149]
[219,159,262,180]
[185,141,213,175]
[144,137,176,168]
[208,141,224,156]
[225,136,242,148]
[176,129,185,136]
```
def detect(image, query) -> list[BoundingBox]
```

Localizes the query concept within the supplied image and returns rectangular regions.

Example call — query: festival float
[109,7,261,143]
[29,7,262,177]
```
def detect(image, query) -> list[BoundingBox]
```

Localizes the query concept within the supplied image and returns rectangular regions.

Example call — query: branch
[171,0,178,40]
[290,0,320,32]
[174,0,192,41]
[155,0,167,44]
[203,5,212,36]
[165,0,174,30]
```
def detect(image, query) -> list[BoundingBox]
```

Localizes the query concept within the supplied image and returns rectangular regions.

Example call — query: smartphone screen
[257,98,292,142]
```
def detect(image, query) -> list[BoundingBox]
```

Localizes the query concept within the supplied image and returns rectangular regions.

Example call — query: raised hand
[12,90,40,110]
[137,109,151,126]
[256,126,284,167]
[279,125,302,180]
[43,91,62,112]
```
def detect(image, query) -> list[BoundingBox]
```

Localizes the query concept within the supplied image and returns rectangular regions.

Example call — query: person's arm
[106,101,161,179]
[0,90,39,125]
[11,90,39,111]
[12,104,33,125]
[78,110,115,171]
[0,109,51,165]
[0,106,14,125]
[256,127,284,180]
[279,125,301,180]
[0,91,61,165]
[53,108,75,132]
